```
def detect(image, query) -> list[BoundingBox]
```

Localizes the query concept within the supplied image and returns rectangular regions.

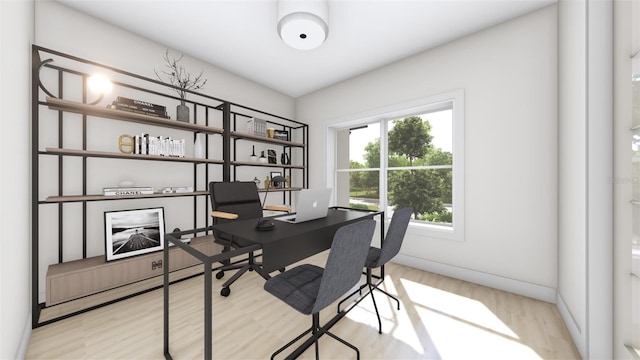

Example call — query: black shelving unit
[31,45,308,327]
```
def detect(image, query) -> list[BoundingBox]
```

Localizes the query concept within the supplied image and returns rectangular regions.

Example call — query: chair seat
[365,246,382,268]
[264,264,324,315]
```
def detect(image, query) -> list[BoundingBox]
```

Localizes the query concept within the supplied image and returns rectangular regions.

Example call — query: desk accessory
[256,175,286,231]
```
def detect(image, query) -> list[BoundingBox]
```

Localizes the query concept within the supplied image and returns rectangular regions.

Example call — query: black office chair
[264,219,376,360]
[338,207,412,334]
[209,181,289,297]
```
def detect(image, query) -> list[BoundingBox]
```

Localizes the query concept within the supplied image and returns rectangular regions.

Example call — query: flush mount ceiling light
[277,0,328,50]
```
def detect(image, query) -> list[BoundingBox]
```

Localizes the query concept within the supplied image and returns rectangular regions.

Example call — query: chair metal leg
[336,282,367,313]
[271,312,361,360]
[366,269,382,334]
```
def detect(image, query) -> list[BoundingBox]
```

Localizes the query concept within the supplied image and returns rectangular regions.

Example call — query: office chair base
[271,313,359,360]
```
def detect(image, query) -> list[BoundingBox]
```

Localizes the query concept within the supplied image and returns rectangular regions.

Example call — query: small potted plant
[155,49,207,122]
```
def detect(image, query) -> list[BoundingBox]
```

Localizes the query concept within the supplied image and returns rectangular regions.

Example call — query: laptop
[275,188,332,223]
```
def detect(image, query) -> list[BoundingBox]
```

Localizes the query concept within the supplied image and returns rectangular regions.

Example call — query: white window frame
[326,89,465,242]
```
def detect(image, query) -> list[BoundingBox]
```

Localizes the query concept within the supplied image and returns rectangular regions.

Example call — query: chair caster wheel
[221,287,230,297]
[249,268,254,272]
[279,268,285,273]
[216,271,224,279]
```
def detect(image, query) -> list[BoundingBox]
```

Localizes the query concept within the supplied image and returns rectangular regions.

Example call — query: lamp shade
[277,0,328,50]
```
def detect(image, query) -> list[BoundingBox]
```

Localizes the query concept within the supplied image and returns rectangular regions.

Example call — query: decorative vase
[258,150,267,163]
[176,101,189,122]
[194,133,205,158]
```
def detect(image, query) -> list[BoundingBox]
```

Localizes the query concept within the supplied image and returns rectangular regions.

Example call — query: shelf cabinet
[32,45,308,327]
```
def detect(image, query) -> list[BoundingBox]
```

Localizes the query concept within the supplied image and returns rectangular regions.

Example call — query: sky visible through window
[349,109,452,164]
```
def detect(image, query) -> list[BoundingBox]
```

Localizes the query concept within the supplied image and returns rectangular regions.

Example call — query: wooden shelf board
[44,147,224,165]
[231,160,305,169]
[230,131,305,148]
[45,190,209,203]
[45,97,224,135]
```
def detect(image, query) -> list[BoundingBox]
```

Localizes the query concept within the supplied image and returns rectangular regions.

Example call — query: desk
[213,207,380,274]
[163,207,383,360]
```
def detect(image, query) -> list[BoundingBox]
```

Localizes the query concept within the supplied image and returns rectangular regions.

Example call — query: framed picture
[273,130,289,141]
[270,171,284,188]
[104,207,165,262]
[267,149,277,164]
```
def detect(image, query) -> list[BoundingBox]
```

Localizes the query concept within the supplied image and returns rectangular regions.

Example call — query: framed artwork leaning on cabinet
[104,207,165,261]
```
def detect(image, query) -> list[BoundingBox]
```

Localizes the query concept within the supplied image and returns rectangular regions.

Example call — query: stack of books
[108,96,168,118]
[103,186,153,196]
[247,117,267,137]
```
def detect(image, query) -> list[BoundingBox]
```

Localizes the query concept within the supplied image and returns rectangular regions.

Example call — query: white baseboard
[15,313,31,360]
[556,292,586,359]
[394,254,557,303]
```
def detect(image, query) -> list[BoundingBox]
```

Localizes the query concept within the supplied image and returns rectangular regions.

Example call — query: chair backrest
[312,219,376,313]
[372,207,413,268]
[208,181,263,225]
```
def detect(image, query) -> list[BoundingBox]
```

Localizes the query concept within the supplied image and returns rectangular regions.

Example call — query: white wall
[31,1,296,303]
[0,0,34,358]
[558,0,613,358]
[298,6,558,301]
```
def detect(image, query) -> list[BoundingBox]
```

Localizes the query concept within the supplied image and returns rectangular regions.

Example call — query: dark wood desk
[163,207,383,360]
[213,207,380,273]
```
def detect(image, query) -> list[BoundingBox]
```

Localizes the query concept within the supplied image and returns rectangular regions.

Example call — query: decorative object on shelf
[104,207,165,261]
[109,96,168,118]
[280,152,290,165]
[194,133,205,159]
[155,49,207,123]
[277,0,329,50]
[264,176,271,190]
[259,150,268,163]
[119,134,135,154]
[270,172,284,188]
[274,129,289,141]
[267,128,275,138]
[249,145,257,162]
[267,149,277,164]
[103,186,153,196]
[286,175,291,188]
[253,176,261,187]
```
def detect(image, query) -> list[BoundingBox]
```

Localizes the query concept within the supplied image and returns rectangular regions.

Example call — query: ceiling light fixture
[277,0,328,51]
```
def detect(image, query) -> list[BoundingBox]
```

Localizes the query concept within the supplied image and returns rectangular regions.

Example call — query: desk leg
[163,243,172,359]
[204,260,212,360]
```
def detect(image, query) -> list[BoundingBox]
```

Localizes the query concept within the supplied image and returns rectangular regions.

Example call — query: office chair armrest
[211,211,239,220]
[264,205,291,213]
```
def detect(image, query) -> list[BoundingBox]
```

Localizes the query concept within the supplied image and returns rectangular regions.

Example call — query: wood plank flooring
[26,252,581,359]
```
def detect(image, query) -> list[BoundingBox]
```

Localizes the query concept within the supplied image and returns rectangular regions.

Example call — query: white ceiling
[56,0,556,98]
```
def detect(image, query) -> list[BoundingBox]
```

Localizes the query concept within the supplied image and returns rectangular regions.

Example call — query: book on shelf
[247,117,267,137]
[115,96,166,113]
[108,96,168,118]
[161,186,194,194]
[103,186,153,196]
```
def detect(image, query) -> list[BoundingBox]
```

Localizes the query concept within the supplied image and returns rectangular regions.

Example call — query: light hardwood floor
[27,252,581,359]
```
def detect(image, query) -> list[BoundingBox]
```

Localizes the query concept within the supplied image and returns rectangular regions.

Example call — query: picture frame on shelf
[104,207,165,262]
[273,130,289,141]
[270,171,284,188]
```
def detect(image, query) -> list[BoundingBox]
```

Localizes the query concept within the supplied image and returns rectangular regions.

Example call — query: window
[330,90,464,241]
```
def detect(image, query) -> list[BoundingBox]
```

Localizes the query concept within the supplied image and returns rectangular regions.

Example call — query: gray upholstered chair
[209,181,289,297]
[338,207,412,333]
[264,219,376,360]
